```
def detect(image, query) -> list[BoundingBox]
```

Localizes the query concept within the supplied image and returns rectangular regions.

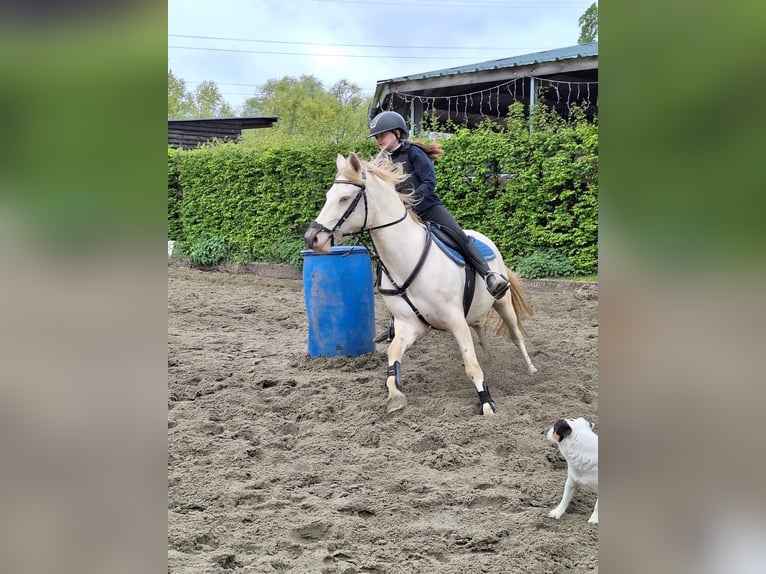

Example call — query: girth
[428,224,476,317]
[374,225,478,326]
[376,226,434,326]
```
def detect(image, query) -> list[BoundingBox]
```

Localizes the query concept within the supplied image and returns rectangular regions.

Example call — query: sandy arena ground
[168,265,598,573]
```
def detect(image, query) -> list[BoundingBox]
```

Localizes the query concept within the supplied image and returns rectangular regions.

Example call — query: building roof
[369,42,597,129]
[168,116,279,149]
[379,42,598,84]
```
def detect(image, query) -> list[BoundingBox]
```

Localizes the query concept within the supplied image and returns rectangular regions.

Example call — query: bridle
[307,172,435,327]
[307,176,408,247]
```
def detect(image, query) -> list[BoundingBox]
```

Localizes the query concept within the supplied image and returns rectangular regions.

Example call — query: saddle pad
[431,232,497,267]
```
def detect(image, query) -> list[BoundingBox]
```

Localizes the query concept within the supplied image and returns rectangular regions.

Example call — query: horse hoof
[528,365,538,374]
[481,403,496,416]
[387,394,407,414]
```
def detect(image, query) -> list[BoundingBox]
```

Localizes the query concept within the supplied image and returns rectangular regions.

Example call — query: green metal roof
[378,41,597,84]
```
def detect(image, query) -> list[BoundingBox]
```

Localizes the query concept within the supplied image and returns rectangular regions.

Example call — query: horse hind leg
[472,321,490,354]
[492,295,538,374]
[450,320,497,416]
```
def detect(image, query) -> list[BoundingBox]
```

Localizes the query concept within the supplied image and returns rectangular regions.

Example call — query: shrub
[435,104,598,276]
[167,148,184,241]
[514,248,576,279]
[168,109,598,277]
[187,236,229,267]
[261,234,306,267]
[174,139,377,265]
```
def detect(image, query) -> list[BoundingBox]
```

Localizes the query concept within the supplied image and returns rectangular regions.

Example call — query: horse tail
[508,267,533,323]
[492,267,533,338]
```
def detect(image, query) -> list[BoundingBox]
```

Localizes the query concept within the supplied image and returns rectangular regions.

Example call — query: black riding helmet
[369,111,409,140]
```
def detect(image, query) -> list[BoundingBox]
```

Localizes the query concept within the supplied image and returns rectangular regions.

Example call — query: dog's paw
[547,508,564,519]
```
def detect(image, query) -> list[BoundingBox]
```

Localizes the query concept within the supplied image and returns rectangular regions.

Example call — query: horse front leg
[450,321,496,416]
[384,319,424,414]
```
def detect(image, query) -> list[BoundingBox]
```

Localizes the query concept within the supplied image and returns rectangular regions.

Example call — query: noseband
[308,176,407,247]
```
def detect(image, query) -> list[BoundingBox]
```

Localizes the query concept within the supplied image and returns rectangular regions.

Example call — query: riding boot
[464,238,510,300]
[485,271,510,299]
[374,316,395,343]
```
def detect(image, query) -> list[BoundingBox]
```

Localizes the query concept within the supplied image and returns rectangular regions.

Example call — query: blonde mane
[339,152,422,219]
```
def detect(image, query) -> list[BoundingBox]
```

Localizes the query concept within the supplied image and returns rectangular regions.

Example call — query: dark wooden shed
[168,116,279,149]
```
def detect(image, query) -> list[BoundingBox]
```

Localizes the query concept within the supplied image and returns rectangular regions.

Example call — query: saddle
[429,225,497,266]
[427,224,497,316]
[375,224,499,326]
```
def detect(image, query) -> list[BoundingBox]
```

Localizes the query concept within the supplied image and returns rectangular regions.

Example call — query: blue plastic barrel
[301,246,376,358]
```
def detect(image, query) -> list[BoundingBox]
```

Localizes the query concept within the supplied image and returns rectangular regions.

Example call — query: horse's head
[304,153,368,253]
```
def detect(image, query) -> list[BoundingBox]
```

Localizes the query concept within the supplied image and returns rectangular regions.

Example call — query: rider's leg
[420,205,510,299]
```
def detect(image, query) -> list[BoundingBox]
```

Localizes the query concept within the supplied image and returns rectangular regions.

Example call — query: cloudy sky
[168,0,593,112]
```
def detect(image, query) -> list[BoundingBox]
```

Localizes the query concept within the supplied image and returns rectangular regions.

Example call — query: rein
[307,177,408,247]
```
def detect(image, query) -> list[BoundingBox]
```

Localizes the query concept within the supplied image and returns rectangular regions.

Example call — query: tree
[168,69,193,119]
[328,79,369,141]
[578,2,598,44]
[191,80,234,119]
[329,79,364,107]
[168,71,234,119]
[239,75,370,144]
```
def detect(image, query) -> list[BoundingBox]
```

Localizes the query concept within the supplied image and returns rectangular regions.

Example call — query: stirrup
[486,271,510,299]
[374,330,390,343]
[374,318,395,343]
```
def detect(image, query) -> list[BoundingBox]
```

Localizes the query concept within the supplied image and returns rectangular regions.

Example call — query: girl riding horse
[368,111,511,303]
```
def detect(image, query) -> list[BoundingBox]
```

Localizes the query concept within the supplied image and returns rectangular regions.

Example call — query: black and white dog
[545,417,598,524]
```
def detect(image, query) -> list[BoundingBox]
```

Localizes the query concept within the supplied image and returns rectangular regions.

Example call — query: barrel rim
[301,246,370,257]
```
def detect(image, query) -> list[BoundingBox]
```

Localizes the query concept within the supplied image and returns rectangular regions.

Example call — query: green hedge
[168,106,597,274]
[435,104,598,275]
[169,138,377,263]
[167,147,183,242]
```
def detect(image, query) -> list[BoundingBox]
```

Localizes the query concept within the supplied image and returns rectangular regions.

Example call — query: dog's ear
[553,419,572,442]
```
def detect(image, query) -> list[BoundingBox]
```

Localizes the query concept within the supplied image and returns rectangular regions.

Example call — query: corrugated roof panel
[377,42,598,84]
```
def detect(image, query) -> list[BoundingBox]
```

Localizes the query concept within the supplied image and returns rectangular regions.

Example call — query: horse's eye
[338,196,351,203]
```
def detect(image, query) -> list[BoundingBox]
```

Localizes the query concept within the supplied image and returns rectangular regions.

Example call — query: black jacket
[389,142,443,216]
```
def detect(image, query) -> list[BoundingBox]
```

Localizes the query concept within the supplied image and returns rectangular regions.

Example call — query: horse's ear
[336,153,345,170]
[348,152,362,174]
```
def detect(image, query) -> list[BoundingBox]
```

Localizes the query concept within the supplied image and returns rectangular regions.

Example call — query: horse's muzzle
[304,221,333,253]
[304,224,319,250]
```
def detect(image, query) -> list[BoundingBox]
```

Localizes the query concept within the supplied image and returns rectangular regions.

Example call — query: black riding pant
[418,204,491,277]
